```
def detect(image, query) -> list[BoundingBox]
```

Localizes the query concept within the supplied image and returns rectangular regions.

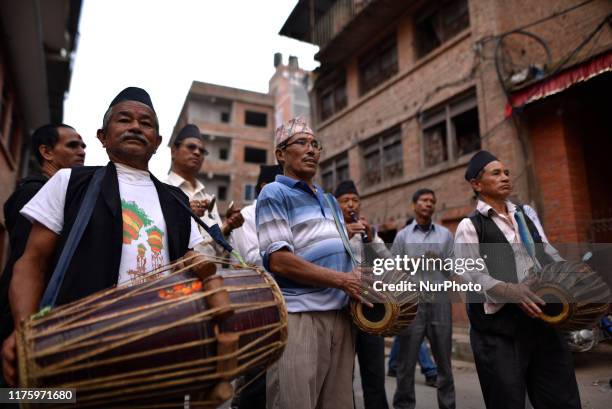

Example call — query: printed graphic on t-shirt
[121,199,166,285]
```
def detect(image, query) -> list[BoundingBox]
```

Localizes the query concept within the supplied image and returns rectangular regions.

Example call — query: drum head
[351,302,398,335]
[535,285,572,325]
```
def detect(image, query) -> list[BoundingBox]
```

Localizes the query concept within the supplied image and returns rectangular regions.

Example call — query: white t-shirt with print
[21,163,203,286]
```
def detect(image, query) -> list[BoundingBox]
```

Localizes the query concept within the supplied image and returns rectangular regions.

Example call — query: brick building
[0,0,82,268]
[269,53,312,127]
[279,0,612,244]
[170,81,275,213]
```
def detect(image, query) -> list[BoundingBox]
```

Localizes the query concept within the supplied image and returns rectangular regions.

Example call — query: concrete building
[269,53,312,127]
[0,0,82,268]
[279,0,612,244]
[170,81,275,214]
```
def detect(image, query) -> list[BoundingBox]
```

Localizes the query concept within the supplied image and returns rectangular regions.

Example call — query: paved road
[222,342,610,408]
[354,343,612,409]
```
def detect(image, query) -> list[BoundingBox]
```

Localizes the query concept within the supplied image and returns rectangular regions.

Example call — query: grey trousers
[393,302,455,409]
[267,310,356,409]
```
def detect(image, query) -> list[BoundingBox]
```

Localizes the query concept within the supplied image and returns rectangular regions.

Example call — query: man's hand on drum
[339,267,384,308]
[492,281,545,318]
[1,331,17,386]
[190,199,209,218]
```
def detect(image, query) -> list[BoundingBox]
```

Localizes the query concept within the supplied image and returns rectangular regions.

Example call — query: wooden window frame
[320,152,349,192]
[358,33,398,95]
[318,76,347,122]
[421,89,479,168]
[415,0,470,58]
[361,126,403,187]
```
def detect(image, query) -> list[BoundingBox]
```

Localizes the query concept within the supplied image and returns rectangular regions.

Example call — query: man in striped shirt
[256,116,364,409]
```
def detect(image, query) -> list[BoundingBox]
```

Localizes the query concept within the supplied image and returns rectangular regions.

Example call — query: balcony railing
[313,0,372,48]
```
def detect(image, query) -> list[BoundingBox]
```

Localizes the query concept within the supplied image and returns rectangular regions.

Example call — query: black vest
[466,205,553,336]
[0,175,48,343]
[53,163,191,305]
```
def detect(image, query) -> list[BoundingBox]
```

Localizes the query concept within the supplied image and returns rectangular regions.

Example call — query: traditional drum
[529,260,611,331]
[350,268,419,336]
[16,254,288,408]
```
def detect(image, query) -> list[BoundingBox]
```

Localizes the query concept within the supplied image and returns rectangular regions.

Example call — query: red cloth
[505,50,612,117]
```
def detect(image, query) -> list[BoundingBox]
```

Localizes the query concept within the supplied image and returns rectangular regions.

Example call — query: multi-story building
[170,81,275,214]
[280,0,612,244]
[269,53,311,127]
[0,0,82,267]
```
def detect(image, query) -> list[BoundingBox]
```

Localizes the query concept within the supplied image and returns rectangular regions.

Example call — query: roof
[189,81,274,106]
[278,0,336,43]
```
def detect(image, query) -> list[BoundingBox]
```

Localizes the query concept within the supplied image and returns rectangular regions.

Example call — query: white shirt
[21,163,203,286]
[349,232,391,263]
[454,200,562,314]
[166,171,223,257]
[229,200,260,265]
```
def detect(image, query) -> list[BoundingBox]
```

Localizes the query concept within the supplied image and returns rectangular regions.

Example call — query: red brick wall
[529,102,591,243]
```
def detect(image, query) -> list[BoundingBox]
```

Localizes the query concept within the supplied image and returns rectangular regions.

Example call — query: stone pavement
[353,337,612,409]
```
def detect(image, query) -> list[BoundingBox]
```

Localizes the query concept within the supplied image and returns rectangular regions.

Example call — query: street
[354,342,612,409]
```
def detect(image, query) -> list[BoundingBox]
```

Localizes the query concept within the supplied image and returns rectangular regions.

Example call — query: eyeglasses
[183,143,209,156]
[280,138,323,152]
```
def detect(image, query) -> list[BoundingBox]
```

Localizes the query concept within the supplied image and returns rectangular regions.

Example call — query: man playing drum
[256,116,366,409]
[454,150,580,409]
[167,123,244,257]
[1,87,203,386]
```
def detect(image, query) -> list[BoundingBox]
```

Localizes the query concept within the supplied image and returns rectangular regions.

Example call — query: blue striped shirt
[256,175,352,312]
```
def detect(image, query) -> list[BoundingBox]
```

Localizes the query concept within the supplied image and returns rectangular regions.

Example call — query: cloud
[64,0,318,177]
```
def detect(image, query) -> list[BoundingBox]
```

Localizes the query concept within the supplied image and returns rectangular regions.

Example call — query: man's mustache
[119,132,148,144]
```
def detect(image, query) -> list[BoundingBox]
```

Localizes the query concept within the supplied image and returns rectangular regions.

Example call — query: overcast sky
[64,0,318,177]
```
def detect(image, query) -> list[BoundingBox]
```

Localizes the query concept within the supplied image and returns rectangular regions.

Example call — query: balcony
[280,0,415,65]
[314,0,371,48]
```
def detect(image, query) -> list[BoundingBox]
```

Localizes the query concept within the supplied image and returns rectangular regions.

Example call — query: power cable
[477,0,596,45]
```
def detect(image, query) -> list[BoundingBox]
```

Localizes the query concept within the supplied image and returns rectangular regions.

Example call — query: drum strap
[514,208,542,271]
[323,193,358,266]
[39,167,106,310]
[165,188,247,266]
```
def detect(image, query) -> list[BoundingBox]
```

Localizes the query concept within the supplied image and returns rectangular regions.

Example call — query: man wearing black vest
[0,123,85,387]
[454,151,580,409]
[1,87,203,386]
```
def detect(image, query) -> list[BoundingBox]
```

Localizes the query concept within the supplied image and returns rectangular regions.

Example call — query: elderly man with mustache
[256,116,368,409]
[454,150,579,409]
[1,87,203,387]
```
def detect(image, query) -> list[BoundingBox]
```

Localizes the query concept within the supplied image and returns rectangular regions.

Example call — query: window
[244,147,267,164]
[415,0,470,58]
[423,124,448,167]
[200,134,231,161]
[358,34,398,95]
[453,108,480,156]
[189,97,231,124]
[218,185,228,201]
[244,184,256,202]
[320,154,349,193]
[421,89,480,168]
[361,127,403,187]
[245,111,268,127]
[318,78,347,121]
[201,174,231,203]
